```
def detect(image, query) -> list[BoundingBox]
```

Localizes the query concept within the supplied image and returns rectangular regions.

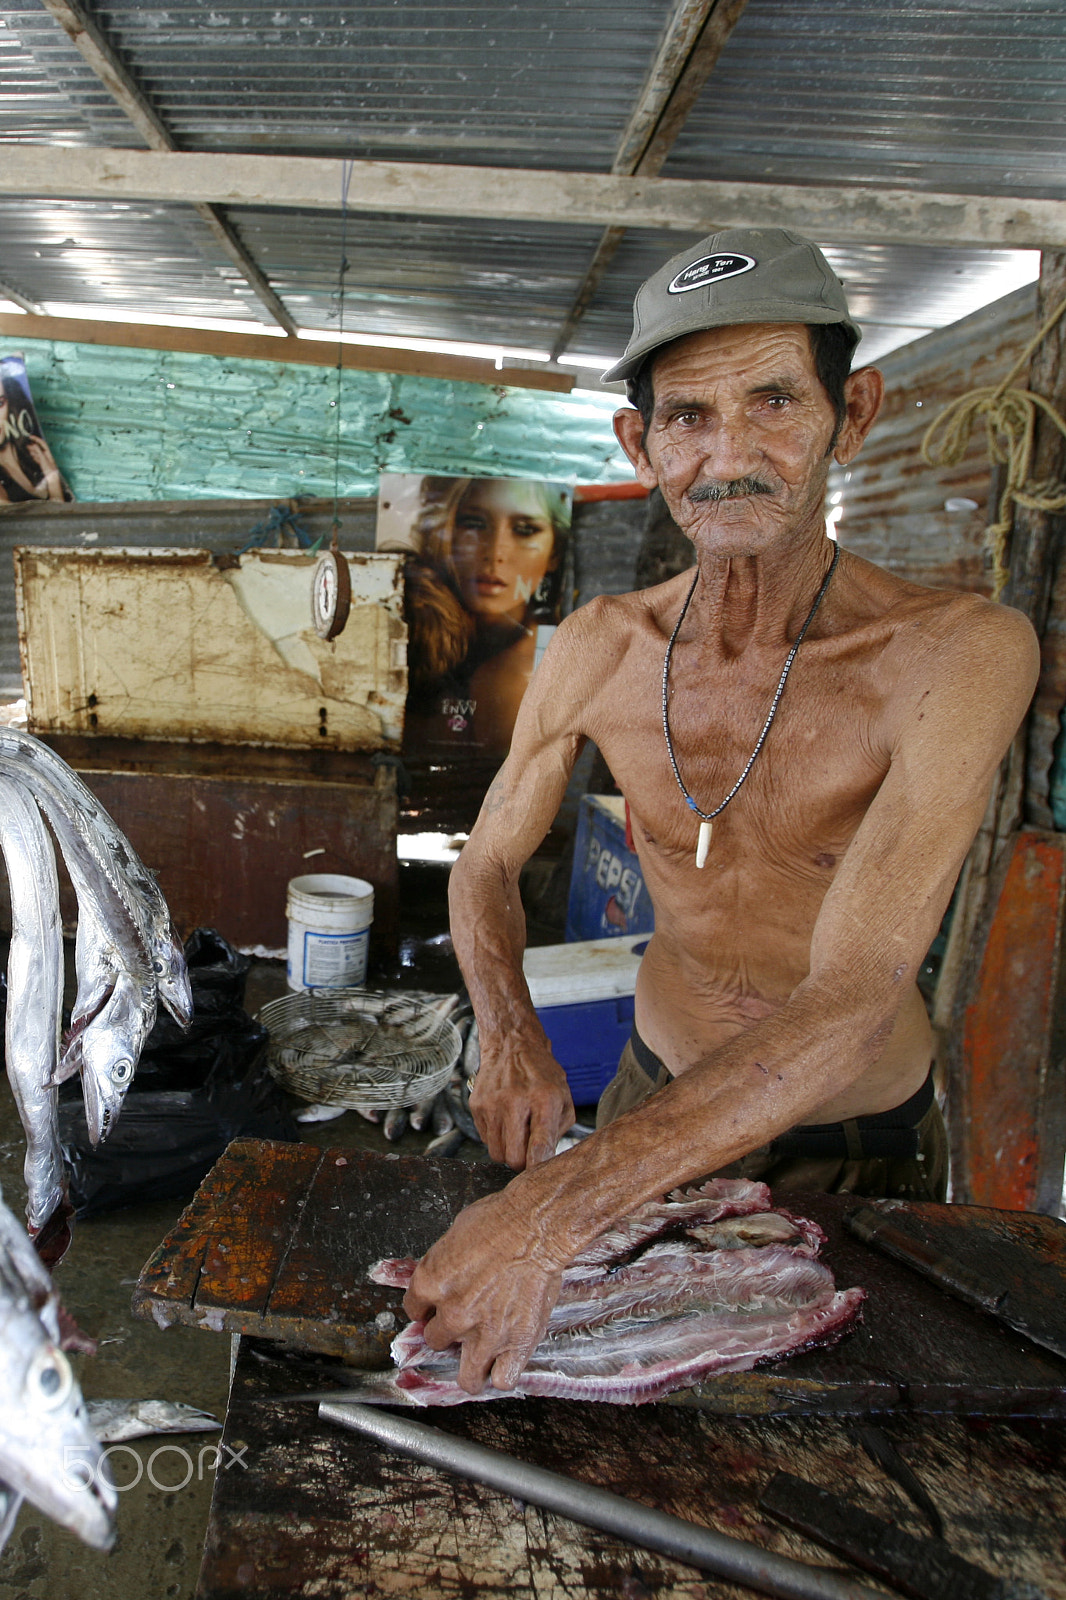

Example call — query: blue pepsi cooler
[523,934,648,1107]
[566,795,654,942]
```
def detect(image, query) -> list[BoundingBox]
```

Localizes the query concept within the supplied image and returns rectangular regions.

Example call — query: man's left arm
[404,598,1040,1392]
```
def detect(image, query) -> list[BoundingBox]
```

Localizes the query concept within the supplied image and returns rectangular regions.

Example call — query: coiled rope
[920,290,1066,600]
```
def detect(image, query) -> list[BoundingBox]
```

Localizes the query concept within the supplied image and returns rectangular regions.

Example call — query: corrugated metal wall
[834,284,1037,593]
[835,282,1066,834]
[5,333,631,504]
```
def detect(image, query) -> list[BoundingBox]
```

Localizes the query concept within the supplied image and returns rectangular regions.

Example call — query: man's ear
[833,367,884,465]
[613,408,659,490]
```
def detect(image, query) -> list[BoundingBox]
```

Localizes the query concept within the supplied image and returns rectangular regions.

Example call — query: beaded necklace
[662,541,840,868]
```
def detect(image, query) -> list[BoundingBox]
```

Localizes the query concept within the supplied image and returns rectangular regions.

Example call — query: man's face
[615,323,849,558]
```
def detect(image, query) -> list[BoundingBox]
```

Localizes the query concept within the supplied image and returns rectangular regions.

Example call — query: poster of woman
[377,473,572,764]
[0,354,73,503]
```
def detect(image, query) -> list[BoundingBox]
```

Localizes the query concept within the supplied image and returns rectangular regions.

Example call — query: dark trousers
[595,1032,948,1202]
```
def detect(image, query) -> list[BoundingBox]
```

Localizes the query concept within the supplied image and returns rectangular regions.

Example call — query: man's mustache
[688,476,775,503]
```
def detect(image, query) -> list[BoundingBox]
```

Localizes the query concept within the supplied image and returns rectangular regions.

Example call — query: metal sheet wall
[833,284,1038,593]
[5,333,630,504]
[0,496,374,696]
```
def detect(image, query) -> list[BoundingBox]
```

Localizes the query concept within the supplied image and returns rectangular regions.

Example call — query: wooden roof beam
[551,0,750,362]
[0,276,44,315]
[4,146,1063,251]
[0,309,574,393]
[35,0,296,336]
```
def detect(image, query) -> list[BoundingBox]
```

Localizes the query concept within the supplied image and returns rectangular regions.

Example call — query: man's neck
[682,528,838,659]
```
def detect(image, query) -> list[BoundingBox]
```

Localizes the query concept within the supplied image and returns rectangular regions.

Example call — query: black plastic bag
[59,928,298,1216]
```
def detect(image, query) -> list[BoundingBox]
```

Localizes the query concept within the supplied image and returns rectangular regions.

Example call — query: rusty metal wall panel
[835,284,1038,593]
[15,546,406,751]
[960,828,1066,1214]
[0,496,378,697]
[42,736,399,958]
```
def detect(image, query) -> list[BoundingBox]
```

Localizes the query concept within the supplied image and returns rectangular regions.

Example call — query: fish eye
[27,1345,73,1410]
[110,1058,134,1085]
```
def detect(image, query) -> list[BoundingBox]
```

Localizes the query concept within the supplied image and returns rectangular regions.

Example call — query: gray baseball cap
[601,227,861,385]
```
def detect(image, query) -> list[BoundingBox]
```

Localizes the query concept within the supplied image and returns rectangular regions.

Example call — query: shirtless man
[403,227,1039,1395]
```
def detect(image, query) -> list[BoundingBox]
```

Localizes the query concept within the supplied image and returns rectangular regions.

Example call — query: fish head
[80,1056,133,1147]
[154,935,193,1029]
[78,967,154,1145]
[80,1030,137,1148]
[0,1283,116,1550]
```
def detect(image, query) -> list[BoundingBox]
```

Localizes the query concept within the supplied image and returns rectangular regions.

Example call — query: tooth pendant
[696,819,713,869]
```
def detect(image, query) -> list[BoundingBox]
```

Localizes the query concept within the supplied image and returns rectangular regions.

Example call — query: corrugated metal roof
[0,5,141,144]
[6,1,679,167]
[663,0,1066,200]
[230,206,609,350]
[0,0,1060,372]
[0,196,268,321]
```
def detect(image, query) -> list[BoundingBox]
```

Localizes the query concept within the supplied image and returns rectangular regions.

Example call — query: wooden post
[1014,248,1066,824]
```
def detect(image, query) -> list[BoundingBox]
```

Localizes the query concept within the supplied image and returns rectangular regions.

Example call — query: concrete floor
[0,863,506,1600]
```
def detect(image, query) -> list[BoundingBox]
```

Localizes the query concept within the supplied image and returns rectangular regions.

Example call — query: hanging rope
[920,290,1066,600]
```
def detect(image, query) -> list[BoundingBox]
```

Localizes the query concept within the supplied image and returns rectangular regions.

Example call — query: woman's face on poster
[450,480,556,621]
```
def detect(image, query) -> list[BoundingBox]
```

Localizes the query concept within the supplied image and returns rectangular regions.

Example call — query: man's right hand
[469,1041,575,1169]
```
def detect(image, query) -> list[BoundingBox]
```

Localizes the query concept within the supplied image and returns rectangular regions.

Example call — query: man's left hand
[402,1186,565,1393]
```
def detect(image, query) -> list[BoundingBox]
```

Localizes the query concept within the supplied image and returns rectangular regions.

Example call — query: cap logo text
[668,253,757,295]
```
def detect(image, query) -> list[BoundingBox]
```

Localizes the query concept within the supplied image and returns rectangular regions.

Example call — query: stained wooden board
[133,1141,510,1360]
[134,1138,1066,1417]
[196,1335,1066,1600]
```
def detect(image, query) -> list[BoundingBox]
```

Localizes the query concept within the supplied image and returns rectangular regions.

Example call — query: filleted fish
[85,1398,220,1443]
[367,1179,864,1406]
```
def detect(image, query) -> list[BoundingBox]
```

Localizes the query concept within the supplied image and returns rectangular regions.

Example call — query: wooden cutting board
[133,1137,1066,1417]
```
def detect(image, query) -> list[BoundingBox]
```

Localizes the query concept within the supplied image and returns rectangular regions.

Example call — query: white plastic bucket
[286,874,374,991]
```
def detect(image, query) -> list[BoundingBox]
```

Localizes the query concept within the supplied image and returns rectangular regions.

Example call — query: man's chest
[586,643,892,870]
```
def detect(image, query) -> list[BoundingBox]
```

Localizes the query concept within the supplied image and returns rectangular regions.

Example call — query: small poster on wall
[0,352,74,504]
[378,473,571,767]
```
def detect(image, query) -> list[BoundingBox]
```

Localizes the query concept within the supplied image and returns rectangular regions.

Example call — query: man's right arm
[448,612,600,1168]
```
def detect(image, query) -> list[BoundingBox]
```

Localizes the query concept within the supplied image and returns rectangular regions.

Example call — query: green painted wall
[12,336,632,502]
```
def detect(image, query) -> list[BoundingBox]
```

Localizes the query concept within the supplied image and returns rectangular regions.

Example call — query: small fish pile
[0,1187,116,1552]
[312,1000,484,1154]
[337,1011,592,1156]
[0,730,192,1242]
[368,1178,865,1405]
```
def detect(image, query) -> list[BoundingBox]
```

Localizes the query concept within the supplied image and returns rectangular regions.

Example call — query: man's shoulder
[890,579,1036,668]
[556,574,691,646]
[848,553,1037,664]
[547,579,681,659]
[855,565,1040,734]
